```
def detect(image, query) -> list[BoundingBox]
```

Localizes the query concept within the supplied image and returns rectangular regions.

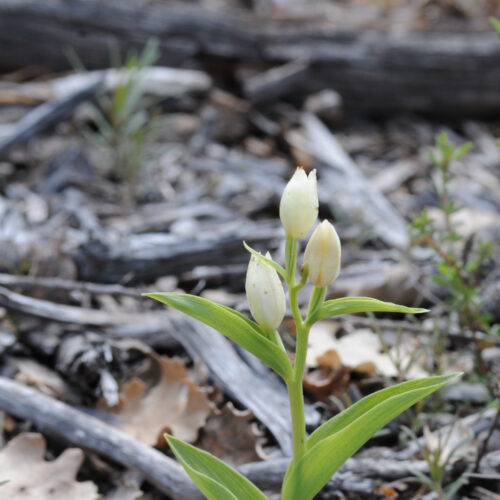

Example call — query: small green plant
[84,39,161,204]
[404,424,472,499]
[411,132,496,337]
[146,168,458,499]
[491,17,500,33]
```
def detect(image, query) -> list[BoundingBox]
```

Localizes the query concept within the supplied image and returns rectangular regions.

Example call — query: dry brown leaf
[303,366,351,402]
[196,402,263,467]
[377,484,398,499]
[100,356,212,446]
[307,323,427,378]
[14,358,77,402]
[307,324,395,373]
[316,349,342,369]
[104,471,143,500]
[353,361,377,377]
[0,433,98,499]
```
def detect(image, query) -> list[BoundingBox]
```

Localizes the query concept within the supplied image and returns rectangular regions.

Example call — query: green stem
[287,317,310,463]
[289,284,303,334]
[287,363,308,462]
[285,237,309,463]
[288,287,326,461]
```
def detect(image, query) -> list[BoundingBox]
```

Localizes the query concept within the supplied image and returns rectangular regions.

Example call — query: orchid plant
[145,167,458,499]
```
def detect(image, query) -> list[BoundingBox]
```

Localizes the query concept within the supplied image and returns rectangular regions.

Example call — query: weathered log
[73,223,281,284]
[1,0,500,117]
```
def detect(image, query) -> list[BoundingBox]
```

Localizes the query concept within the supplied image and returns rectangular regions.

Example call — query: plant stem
[285,237,309,464]
[287,318,310,463]
[287,371,307,463]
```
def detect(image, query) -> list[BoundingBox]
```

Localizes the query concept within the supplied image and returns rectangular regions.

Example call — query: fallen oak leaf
[14,358,77,403]
[303,365,351,402]
[100,356,212,446]
[104,470,144,500]
[316,349,342,370]
[0,432,98,499]
[307,323,427,378]
[196,402,263,467]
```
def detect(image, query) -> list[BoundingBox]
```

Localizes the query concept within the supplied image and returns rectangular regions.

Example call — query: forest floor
[0,1,499,499]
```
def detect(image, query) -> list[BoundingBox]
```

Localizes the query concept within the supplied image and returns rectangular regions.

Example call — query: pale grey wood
[0,76,102,158]
[1,0,500,116]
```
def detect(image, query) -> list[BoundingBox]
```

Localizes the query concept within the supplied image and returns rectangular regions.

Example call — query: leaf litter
[0,433,98,499]
[99,356,212,446]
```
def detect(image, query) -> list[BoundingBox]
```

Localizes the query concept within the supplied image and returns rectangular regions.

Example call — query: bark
[1,0,499,117]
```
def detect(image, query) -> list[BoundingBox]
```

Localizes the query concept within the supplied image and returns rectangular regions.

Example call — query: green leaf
[144,292,293,380]
[453,142,472,161]
[166,435,267,500]
[491,17,500,33]
[314,297,428,322]
[243,241,287,280]
[282,374,459,500]
[307,374,457,449]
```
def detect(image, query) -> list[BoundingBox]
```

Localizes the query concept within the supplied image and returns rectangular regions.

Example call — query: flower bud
[245,252,286,332]
[280,167,318,239]
[303,220,341,287]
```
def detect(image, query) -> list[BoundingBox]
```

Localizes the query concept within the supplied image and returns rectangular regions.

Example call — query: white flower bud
[303,220,341,287]
[279,167,318,239]
[245,252,286,332]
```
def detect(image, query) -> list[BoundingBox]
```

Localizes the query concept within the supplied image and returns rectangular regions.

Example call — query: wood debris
[0,1,498,497]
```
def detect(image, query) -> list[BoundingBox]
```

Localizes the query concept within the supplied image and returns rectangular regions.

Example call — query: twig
[0,285,168,327]
[0,273,140,297]
[0,75,102,158]
[475,403,500,472]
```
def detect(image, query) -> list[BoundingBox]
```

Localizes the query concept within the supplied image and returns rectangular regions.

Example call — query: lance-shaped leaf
[313,297,428,322]
[144,293,293,380]
[307,374,457,449]
[282,373,459,500]
[166,435,267,500]
[243,242,287,280]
